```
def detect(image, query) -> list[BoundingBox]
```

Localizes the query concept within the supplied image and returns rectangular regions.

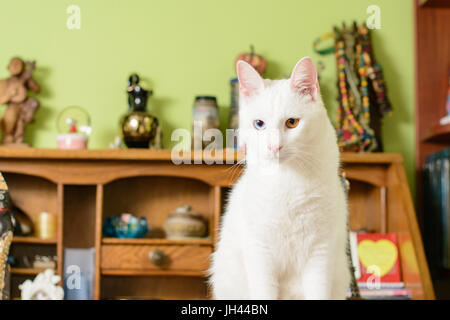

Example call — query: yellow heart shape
[358,239,398,277]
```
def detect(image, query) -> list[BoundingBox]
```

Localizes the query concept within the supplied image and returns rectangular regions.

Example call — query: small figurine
[0,57,40,146]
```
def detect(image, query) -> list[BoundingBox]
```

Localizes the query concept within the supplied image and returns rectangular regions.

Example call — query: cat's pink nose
[268,145,282,154]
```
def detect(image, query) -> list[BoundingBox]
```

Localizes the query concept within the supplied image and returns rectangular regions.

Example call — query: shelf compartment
[63,185,97,248]
[103,176,214,239]
[100,275,208,299]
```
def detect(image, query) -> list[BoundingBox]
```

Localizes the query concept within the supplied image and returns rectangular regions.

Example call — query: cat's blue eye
[253,119,266,130]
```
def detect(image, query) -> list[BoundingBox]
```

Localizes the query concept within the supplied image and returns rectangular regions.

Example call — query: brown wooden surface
[11,268,51,275]
[101,276,208,300]
[63,185,96,248]
[419,0,450,8]
[0,148,433,299]
[102,238,212,245]
[101,244,212,272]
[0,147,402,163]
[414,0,450,299]
[12,236,57,244]
[94,184,103,300]
[422,123,450,142]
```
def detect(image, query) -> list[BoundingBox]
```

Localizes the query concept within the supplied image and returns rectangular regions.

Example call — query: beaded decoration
[315,22,392,152]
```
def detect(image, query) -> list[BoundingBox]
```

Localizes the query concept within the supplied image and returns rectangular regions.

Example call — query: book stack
[423,148,450,270]
[347,232,411,300]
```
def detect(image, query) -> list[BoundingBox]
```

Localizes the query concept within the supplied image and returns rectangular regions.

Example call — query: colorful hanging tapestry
[314,22,392,152]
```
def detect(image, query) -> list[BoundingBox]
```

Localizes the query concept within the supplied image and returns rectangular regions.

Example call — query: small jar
[35,212,57,240]
[192,96,219,150]
[163,205,207,239]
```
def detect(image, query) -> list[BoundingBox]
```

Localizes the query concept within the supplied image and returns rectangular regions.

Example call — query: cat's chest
[243,175,329,214]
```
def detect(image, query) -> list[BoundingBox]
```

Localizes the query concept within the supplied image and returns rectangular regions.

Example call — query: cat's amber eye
[253,119,266,130]
[285,118,300,129]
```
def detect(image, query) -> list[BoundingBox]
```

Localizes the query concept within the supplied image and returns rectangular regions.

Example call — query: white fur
[209,58,350,300]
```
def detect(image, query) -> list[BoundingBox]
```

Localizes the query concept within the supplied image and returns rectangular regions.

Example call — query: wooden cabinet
[0,148,434,299]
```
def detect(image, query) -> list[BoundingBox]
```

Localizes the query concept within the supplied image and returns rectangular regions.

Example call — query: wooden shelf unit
[0,148,434,299]
[414,0,450,299]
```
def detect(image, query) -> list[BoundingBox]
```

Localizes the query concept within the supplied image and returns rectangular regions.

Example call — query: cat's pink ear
[236,60,264,98]
[290,57,319,100]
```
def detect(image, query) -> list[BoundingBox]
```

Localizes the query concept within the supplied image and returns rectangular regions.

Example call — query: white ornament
[19,269,64,300]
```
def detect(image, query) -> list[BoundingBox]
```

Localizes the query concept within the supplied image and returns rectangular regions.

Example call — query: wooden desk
[0,148,434,299]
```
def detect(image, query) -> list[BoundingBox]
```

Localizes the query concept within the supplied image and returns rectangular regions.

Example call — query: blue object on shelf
[103,213,149,238]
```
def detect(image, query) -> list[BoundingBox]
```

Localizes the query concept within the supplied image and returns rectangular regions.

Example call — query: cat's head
[237,57,328,168]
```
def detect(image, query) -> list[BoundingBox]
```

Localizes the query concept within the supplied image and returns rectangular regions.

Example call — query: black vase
[121,74,159,148]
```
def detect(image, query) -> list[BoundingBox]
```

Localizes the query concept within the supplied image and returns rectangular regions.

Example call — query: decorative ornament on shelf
[103,213,149,239]
[56,106,91,150]
[10,204,34,236]
[0,173,13,300]
[19,269,64,300]
[32,255,57,270]
[314,22,392,152]
[163,205,207,239]
[121,74,160,149]
[235,45,266,75]
[192,96,220,150]
[229,45,267,149]
[0,57,40,147]
[35,211,57,240]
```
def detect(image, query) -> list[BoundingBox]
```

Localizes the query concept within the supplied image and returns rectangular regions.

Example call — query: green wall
[0,0,415,193]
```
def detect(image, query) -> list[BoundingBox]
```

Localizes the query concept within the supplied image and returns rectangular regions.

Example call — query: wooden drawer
[101,244,212,273]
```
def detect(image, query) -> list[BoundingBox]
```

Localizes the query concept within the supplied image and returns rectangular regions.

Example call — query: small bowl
[103,213,149,238]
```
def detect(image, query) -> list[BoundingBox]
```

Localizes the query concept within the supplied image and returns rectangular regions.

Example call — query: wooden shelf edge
[0,147,403,165]
[12,236,57,244]
[11,268,53,275]
[101,269,206,277]
[102,237,213,246]
[422,122,450,143]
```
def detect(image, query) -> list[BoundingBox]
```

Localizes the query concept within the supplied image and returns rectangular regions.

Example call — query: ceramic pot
[163,205,207,239]
[192,96,219,149]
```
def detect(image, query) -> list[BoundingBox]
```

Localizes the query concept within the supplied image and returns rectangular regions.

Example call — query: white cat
[209,57,349,300]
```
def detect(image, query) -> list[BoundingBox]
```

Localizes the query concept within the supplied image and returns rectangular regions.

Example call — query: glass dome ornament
[56,106,91,150]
